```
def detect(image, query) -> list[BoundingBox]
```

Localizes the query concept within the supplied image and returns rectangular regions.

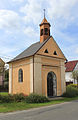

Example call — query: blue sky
[0,0,78,62]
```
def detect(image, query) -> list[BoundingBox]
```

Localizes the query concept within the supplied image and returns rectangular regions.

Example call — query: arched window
[41,29,43,36]
[18,69,23,82]
[45,28,48,35]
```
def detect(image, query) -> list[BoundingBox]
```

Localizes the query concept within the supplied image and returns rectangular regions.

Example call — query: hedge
[63,84,78,98]
[0,93,49,103]
[26,93,49,103]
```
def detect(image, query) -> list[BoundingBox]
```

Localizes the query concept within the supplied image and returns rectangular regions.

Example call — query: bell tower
[39,9,51,43]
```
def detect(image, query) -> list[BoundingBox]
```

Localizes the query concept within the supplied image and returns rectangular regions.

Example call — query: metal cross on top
[43,9,46,18]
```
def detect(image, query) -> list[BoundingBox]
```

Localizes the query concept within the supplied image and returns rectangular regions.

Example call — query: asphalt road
[0,100,78,120]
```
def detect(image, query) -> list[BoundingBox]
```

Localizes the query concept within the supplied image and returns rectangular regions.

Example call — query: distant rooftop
[65,60,78,72]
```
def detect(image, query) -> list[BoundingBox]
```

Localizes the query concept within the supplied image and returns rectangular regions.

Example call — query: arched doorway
[47,71,57,97]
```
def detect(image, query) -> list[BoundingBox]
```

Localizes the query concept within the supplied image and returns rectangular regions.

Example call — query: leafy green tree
[4,69,9,86]
[0,65,4,75]
[72,70,78,87]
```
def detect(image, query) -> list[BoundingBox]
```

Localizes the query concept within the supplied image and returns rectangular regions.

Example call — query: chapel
[8,15,66,97]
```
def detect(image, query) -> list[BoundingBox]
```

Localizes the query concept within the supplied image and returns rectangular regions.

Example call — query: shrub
[63,85,78,98]
[0,85,8,92]
[12,93,26,102]
[0,93,27,103]
[26,93,49,103]
[0,94,13,103]
[0,93,49,103]
[70,84,78,88]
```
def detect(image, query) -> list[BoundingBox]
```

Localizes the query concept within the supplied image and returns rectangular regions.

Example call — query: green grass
[0,92,8,96]
[0,96,78,113]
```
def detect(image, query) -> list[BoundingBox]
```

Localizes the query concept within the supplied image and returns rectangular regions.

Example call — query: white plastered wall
[65,72,73,82]
[65,63,78,84]
[74,63,78,71]
[65,72,77,84]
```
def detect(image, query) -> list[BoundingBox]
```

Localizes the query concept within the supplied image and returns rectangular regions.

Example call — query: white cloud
[0,47,16,56]
[0,47,17,62]
[20,0,78,30]
[0,10,21,31]
[47,0,78,28]
[20,0,42,24]
[12,0,24,2]
[47,0,78,18]
[75,48,78,54]
[63,44,78,60]
[53,28,77,44]
[51,26,78,60]
[24,26,38,37]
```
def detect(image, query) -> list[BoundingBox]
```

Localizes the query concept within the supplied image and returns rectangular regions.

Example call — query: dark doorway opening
[47,71,57,97]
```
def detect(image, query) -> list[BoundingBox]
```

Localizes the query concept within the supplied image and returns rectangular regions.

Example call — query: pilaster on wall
[57,90,61,96]
[34,56,42,95]
[30,58,33,93]
[9,64,12,94]
[60,60,66,94]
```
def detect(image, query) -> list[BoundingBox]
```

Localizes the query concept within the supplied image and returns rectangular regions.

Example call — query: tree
[72,70,78,87]
[4,69,9,86]
[0,65,5,86]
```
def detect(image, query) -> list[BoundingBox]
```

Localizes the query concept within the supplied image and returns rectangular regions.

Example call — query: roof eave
[7,55,34,64]
[39,23,51,27]
[65,71,73,72]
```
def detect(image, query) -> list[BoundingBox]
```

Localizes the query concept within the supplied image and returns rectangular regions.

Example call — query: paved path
[0,100,78,120]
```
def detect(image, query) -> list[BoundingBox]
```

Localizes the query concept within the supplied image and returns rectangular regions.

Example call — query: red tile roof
[65,60,78,72]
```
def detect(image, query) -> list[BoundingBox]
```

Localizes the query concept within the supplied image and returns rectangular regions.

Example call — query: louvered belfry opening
[39,17,51,43]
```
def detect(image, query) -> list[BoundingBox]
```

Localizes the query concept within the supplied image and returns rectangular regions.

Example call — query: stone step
[48,97,64,101]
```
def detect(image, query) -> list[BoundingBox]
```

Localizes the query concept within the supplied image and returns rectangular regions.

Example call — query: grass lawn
[0,92,8,96]
[0,96,78,113]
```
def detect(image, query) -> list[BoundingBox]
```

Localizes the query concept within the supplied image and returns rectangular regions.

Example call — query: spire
[39,9,51,26]
[39,10,51,43]
[43,9,45,18]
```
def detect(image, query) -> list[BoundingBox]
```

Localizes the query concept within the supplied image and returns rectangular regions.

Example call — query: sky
[0,0,78,63]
